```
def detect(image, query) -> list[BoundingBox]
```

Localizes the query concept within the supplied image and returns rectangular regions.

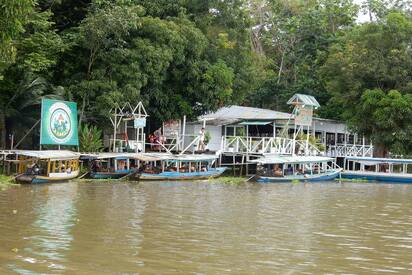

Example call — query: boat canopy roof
[345,156,412,165]
[80,152,217,162]
[250,155,333,165]
[80,152,132,160]
[81,152,171,161]
[15,150,80,160]
[139,153,174,161]
[169,154,218,162]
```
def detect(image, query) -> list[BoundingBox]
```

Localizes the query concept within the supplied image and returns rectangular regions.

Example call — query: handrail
[221,136,324,156]
[327,144,374,157]
[179,135,201,155]
[221,136,373,157]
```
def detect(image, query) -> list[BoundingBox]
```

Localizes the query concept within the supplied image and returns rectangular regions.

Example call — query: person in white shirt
[198,127,206,151]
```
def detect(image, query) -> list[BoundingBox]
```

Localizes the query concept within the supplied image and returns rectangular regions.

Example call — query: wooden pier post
[240,155,245,176]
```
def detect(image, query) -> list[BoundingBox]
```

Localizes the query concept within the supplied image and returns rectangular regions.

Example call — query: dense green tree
[135,0,262,105]
[352,89,412,155]
[55,1,236,129]
[65,2,144,126]
[0,0,34,77]
[321,12,412,154]
[361,0,412,21]
[0,3,64,148]
[39,0,91,30]
[248,0,358,111]
[0,75,63,149]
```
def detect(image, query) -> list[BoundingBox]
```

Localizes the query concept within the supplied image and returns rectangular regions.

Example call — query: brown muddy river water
[1,181,412,274]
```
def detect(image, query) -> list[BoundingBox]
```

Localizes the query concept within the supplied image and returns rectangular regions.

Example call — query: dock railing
[221,136,323,156]
[327,144,373,157]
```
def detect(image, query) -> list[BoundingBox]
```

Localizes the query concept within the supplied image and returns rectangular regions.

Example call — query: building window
[225,126,245,137]
[235,127,245,136]
[337,133,345,144]
[226,126,234,136]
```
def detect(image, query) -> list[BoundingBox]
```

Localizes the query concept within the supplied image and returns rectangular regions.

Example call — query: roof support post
[112,108,117,152]
[362,136,365,157]
[344,128,347,157]
[312,121,315,137]
[306,125,310,155]
[181,115,186,152]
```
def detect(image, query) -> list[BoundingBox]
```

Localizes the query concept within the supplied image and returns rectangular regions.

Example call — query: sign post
[40,99,79,147]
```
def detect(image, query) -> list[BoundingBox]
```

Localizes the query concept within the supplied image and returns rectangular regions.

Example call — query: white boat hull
[256,169,342,183]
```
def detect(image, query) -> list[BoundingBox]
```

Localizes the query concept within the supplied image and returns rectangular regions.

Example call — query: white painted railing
[221,136,323,156]
[326,144,373,157]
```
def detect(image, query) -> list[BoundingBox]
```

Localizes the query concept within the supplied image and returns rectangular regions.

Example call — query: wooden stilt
[240,155,244,176]
[233,155,236,176]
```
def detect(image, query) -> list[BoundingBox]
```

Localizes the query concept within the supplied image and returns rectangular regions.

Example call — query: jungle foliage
[79,124,104,152]
[1,0,412,155]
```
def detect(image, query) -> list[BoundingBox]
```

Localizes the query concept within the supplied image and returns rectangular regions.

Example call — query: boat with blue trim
[81,153,139,179]
[342,156,412,183]
[81,152,172,179]
[14,150,80,184]
[137,154,227,180]
[250,155,342,183]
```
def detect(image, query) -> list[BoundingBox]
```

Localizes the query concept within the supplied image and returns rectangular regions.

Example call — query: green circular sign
[50,108,72,141]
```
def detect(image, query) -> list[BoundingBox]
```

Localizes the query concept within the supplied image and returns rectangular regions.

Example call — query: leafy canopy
[321,12,412,154]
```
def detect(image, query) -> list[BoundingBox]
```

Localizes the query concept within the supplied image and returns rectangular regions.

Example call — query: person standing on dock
[198,127,206,151]
[154,128,162,151]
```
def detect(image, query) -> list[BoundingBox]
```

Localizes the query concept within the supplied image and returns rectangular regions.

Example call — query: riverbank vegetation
[1,0,412,156]
[218,176,248,185]
[0,175,17,191]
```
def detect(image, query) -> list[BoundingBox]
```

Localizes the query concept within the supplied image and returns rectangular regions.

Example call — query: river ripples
[0,181,412,273]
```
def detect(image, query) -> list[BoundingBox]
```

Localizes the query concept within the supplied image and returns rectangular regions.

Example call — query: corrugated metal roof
[287,94,320,108]
[81,152,172,161]
[16,150,80,160]
[80,152,217,162]
[199,106,292,124]
[249,155,333,164]
[171,154,219,162]
[238,121,272,125]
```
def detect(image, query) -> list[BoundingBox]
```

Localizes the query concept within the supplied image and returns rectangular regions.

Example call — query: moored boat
[137,154,227,180]
[81,153,139,179]
[342,157,412,183]
[14,150,80,184]
[250,155,342,183]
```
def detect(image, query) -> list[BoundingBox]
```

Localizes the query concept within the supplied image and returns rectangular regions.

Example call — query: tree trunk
[79,48,96,130]
[78,95,86,130]
[0,109,6,149]
[277,50,285,84]
[251,28,264,55]
[374,143,388,158]
[368,0,373,22]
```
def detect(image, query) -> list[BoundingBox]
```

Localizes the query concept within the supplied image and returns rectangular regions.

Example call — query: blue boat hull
[31,178,52,184]
[90,171,130,179]
[138,167,227,180]
[341,172,412,183]
[256,169,342,183]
